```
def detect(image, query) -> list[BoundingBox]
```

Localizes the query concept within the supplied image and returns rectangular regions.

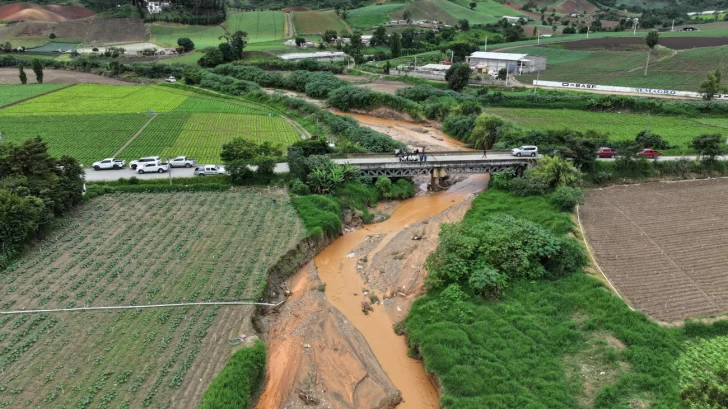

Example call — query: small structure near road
[467,52,546,74]
[279,51,347,62]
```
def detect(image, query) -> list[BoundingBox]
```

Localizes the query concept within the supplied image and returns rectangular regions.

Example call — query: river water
[315,174,488,408]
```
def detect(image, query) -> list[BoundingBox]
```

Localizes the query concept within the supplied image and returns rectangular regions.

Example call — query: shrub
[290,179,310,196]
[488,169,515,190]
[635,130,670,150]
[291,194,342,238]
[375,177,415,200]
[551,186,584,212]
[199,340,266,409]
[509,174,550,196]
[528,156,582,188]
[443,114,478,141]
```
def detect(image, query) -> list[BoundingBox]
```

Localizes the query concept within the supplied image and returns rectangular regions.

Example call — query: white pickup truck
[169,156,197,168]
[137,162,170,174]
[92,158,126,170]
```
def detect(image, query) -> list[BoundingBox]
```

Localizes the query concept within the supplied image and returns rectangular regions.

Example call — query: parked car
[138,162,169,174]
[636,148,662,158]
[169,156,196,168]
[511,145,538,157]
[166,76,177,83]
[597,147,618,158]
[194,165,225,176]
[92,158,126,170]
[130,156,161,170]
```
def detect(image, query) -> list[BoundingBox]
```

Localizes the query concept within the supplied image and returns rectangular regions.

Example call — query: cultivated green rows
[0,191,304,408]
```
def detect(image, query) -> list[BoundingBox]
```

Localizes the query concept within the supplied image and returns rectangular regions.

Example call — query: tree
[218,31,247,62]
[469,1,476,9]
[198,48,224,67]
[644,30,659,76]
[448,42,477,62]
[389,32,402,58]
[403,10,411,21]
[635,130,669,150]
[18,65,26,84]
[691,134,723,161]
[177,37,195,52]
[445,63,471,92]
[295,36,306,46]
[528,155,582,188]
[322,29,338,43]
[497,68,507,80]
[458,18,470,31]
[221,139,281,163]
[30,58,43,84]
[371,25,388,46]
[469,114,515,149]
[698,69,727,100]
[49,33,56,39]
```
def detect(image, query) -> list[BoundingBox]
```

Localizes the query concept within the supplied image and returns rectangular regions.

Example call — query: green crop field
[0,84,302,164]
[226,11,287,43]
[346,4,406,29]
[293,10,348,35]
[0,84,67,107]
[0,189,304,409]
[431,0,525,24]
[486,107,728,154]
[149,23,226,48]
[518,46,728,91]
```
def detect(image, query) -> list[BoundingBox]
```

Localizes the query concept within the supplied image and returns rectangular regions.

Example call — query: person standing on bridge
[420,147,426,162]
[482,145,487,158]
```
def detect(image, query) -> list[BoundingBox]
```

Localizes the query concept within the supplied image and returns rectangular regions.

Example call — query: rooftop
[280,51,346,60]
[469,52,529,61]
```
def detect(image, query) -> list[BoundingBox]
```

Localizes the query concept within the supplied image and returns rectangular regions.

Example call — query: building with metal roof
[279,51,347,62]
[467,52,546,74]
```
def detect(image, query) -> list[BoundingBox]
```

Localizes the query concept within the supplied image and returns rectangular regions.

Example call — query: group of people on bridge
[395,148,427,162]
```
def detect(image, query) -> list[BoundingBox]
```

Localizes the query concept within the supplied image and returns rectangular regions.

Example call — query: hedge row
[199,340,267,409]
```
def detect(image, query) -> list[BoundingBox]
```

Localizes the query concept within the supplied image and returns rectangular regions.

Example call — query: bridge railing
[327,150,513,159]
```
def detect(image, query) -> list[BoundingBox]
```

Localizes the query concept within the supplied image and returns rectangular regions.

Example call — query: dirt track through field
[581,179,728,321]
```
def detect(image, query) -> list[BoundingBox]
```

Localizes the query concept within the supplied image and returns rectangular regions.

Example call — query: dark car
[636,148,662,158]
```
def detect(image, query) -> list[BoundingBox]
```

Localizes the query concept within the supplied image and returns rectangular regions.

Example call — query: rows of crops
[292,10,348,35]
[519,46,728,91]
[0,84,302,164]
[0,190,304,408]
[486,107,727,154]
[0,84,67,107]
[346,4,405,29]
[226,11,287,43]
[431,0,524,25]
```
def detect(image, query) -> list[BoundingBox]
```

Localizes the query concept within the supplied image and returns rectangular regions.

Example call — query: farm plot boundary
[580,179,728,321]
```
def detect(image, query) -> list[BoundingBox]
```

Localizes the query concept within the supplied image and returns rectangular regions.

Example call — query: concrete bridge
[338,152,539,187]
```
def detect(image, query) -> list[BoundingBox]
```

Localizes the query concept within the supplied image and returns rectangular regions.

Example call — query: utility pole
[484,36,488,51]
[633,18,638,35]
[533,70,540,93]
[671,19,675,32]
[587,26,590,39]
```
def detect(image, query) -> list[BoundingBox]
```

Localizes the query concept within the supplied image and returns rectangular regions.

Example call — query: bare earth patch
[0,68,131,85]
[581,179,728,321]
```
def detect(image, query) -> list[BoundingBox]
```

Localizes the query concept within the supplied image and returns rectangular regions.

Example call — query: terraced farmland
[485,107,727,154]
[0,83,67,107]
[149,23,226,48]
[346,4,405,29]
[0,189,304,409]
[0,84,302,164]
[226,11,287,43]
[581,179,728,321]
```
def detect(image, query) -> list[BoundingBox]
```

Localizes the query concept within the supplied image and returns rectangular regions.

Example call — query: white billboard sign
[532,80,728,100]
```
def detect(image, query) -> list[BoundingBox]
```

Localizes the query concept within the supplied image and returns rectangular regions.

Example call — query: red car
[597,147,618,158]
[636,148,662,158]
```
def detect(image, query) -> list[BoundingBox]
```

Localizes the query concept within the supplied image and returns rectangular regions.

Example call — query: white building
[146,1,169,14]
[501,16,522,23]
[280,51,347,62]
[467,52,546,74]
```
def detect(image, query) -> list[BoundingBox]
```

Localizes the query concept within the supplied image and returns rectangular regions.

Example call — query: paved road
[83,154,715,182]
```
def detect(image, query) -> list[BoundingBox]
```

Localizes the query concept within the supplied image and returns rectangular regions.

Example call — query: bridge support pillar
[431,167,447,189]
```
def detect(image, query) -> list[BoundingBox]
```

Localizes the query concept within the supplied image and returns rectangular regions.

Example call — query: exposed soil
[555,0,599,15]
[581,178,728,321]
[355,79,410,94]
[337,74,372,84]
[332,110,471,151]
[283,6,309,12]
[2,16,148,43]
[558,36,728,50]
[0,3,94,22]
[0,68,131,85]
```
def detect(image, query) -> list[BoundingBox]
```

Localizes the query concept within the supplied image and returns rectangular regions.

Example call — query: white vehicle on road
[92,158,126,170]
[137,162,169,174]
[169,156,197,168]
[511,145,538,157]
[194,165,225,176]
[130,156,161,170]
[166,76,177,83]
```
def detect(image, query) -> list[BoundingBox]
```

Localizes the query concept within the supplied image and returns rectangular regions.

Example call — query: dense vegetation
[0,137,84,267]
[200,341,267,409]
[404,187,728,409]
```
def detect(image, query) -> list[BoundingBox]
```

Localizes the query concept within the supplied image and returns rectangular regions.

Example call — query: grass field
[431,0,525,24]
[346,4,405,29]
[0,189,304,409]
[149,23,226,49]
[226,11,287,43]
[518,45,728,91]
[486,107,728,154]
[0,84,302,164]
[0,83,67,107]
[293,10,348,35]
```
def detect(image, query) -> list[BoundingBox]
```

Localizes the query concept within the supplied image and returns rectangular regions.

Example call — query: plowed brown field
[0,3,94,22]
[581,179,728,321]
